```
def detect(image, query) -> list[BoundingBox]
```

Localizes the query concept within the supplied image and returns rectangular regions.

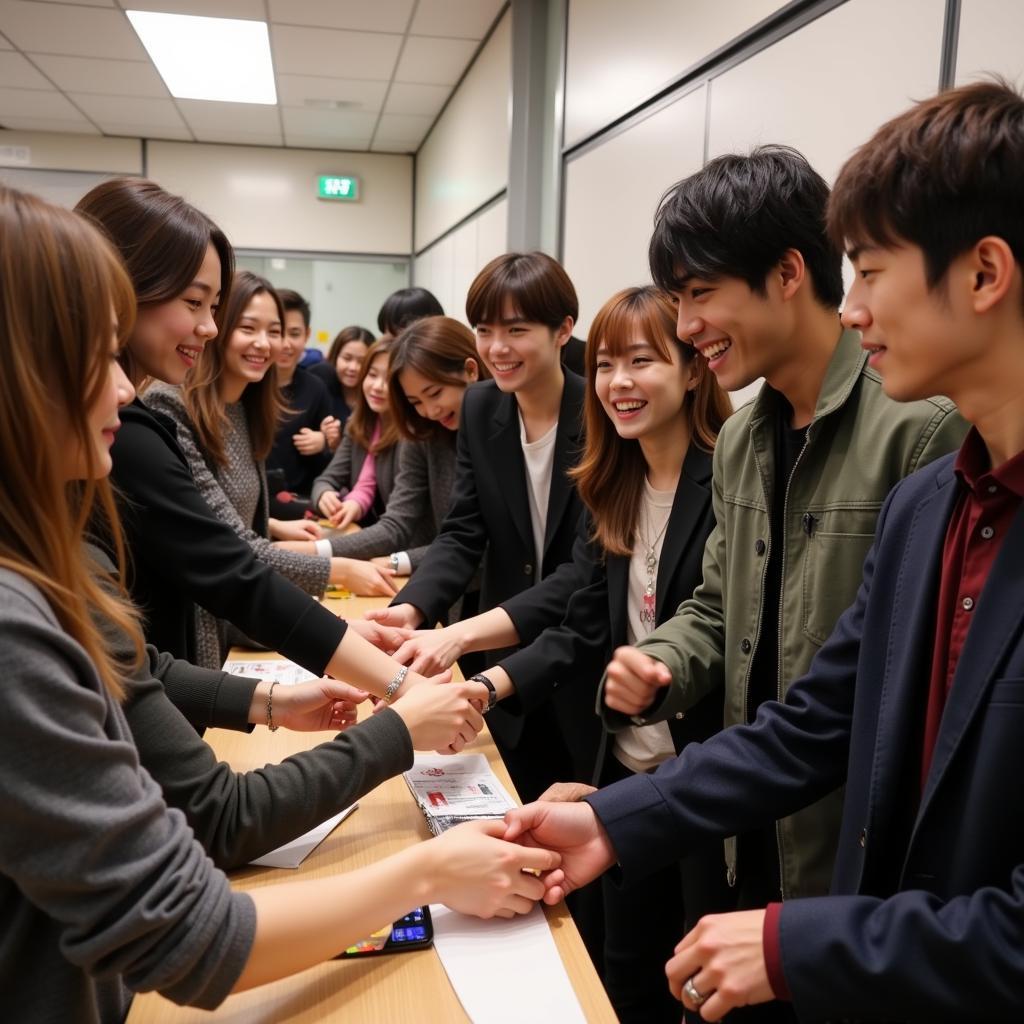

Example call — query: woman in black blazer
[369,253,590,803]
[75,177,478,731]
[399,287,734,1024]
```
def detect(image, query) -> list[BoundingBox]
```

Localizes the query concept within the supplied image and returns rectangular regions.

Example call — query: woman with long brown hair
[75,177,469,728]
[0,184,555,1022]
[310,323,374,441]
[326,315,488,581]
[147,271,395,668]
[394,287,734,1022]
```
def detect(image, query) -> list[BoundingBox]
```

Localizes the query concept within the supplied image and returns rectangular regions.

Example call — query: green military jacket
[601,329,967,899]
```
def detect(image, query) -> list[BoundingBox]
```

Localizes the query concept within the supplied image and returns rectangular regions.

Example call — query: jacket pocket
[989,677,1024,706]
[800,510,878,646]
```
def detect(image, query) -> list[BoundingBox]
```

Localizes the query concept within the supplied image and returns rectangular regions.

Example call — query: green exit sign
[317,175,360,201]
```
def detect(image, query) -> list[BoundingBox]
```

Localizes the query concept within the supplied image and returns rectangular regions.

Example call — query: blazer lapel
[919,499,1024,816]
[655,445,713,621]
[543,372,585,560]
[488,389,533,555]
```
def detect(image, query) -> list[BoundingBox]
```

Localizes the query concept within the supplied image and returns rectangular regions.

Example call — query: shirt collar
[954,426,1024,499]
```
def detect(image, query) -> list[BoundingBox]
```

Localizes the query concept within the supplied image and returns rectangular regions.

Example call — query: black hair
[377,287,444,335]
[649,145,844,309]
[277,288,311,328]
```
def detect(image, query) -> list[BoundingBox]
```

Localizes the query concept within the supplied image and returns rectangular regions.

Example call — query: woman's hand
[371,554,408,576]
[293,427,326,455]
[318,491,344,519]
[389,678,487,752]
[331,557,398,596]
[269,517,323,542]
[327,499,362,530]
[320,415,342,450]
[254,678,370,732]
[425,820,561,919]
[364,603,424,630]
[391,626,465,675]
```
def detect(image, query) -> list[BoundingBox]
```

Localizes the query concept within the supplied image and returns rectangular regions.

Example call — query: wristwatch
[389,552,400,572]
[468,673,498,714]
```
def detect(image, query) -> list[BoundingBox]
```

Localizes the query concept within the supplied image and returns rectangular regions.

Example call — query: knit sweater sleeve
[0,572,255,1013]
[311,434,356,508]
[147,386,329,597]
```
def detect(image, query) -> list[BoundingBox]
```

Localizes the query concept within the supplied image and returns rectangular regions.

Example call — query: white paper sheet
[430,904,586,1024]
[248,805,357,869]
[404,753,517,834]
[221,657,317,686]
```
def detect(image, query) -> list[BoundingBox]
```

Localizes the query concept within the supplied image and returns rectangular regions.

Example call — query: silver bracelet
[383,665,408,705]
[266,680,280,732]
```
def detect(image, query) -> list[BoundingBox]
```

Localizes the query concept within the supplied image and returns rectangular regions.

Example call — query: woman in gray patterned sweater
[326,316,489,581]
[148,271,396,668]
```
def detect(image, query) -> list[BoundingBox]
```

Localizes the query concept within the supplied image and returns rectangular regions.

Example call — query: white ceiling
[0,0,505,152]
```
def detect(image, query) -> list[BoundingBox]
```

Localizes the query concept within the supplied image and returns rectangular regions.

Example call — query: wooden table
[127,593,616,1023]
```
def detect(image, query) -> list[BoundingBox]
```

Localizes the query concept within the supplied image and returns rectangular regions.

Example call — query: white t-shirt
[519,413,558,584]
[613,479,677,774]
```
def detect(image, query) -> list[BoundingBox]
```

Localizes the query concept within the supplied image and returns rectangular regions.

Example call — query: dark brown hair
[75,177,234,383]
[570,287,732,555]
[465,252,578,329]
[346,336,400,454]
[327,324,374,364]
[0,185,143,698]
[387,316,490,442]
[183,271,286,467]
[829,78,1024,287]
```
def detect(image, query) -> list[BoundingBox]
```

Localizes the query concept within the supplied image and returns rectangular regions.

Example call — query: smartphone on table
[337,906,433,957]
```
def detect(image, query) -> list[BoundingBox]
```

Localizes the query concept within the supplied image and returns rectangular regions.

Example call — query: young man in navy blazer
[504,80,1024,1022]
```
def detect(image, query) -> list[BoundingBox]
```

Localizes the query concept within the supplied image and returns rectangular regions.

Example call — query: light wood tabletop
[126,592,616,1024]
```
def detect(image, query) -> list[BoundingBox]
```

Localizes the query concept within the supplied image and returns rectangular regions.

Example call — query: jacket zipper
[773,428,812,901]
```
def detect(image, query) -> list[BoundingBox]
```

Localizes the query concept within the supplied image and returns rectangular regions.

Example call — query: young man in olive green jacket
[600,147,966,957]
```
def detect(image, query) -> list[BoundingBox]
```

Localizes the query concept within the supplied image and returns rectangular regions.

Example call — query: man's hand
[257,678,369,732]
[537,781,598,803]
[365,603,424,630]
[389,678,487,752]
[604,645,673,715]
[293,427,326,455]
[666,911,774,1021]
[502,800,616,903]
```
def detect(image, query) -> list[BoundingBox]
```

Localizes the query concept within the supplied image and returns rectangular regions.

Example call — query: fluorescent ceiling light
[126,10,277,105]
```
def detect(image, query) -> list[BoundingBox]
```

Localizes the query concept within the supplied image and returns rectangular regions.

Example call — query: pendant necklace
[638,502,670,630]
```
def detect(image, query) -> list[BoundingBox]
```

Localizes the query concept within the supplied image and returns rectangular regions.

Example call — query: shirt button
[962,596,975,611]
[988,484,998,494]
[755,538,766,556]
[674,711,684,720]
[741,638,752,654]
[981,526,994,539]
[523,563,533,576]
[858,827,867,848]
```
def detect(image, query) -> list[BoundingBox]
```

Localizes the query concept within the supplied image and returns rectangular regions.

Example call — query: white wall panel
[147,141,412,254]
[0,129,141,172]
[563,87,706,337]
[565,0,785,148]
[956,0,1024,84]
[414,11,510,251]
[475,197,508,269]
[707,0,945,184]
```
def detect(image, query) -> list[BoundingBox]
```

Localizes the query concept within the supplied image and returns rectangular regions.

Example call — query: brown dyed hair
[465,252,578,328]
[182,271,286,467]
[0,185,143,698]
[346,336,401,454]
[829,78,1024,288]
[327,324,374,364]
[570,287,732,556]
[75,177,234,384]
[387,316,490,442]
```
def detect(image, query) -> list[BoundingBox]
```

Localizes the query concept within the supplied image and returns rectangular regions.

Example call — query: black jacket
[268,368,333,494]
[110,400,346,685]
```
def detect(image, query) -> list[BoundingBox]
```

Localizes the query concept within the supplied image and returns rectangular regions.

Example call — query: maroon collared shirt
[764,429,1024,1002]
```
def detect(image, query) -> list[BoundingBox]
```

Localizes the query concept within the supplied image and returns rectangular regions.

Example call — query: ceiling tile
[370,139,417,153]
[0,0,148,60]
[268,0,413,34]
[69,93,187,131]
[0,34,11,49]
[30,0,114,6]
[0,84,80,117]
[277,74,387,113]
[410,0,504,40]
[123,0,264,17]
[32,54,168,97]
[0,114,98,132]
[0,50,50,88]
[177,98,281,143]
[271,24,401,80]
[394,35,476,85]
[282,106,376,148]
[103,123,192,140]
[383,81,448,116]
[373,112,432,145]
[284,130,371,150]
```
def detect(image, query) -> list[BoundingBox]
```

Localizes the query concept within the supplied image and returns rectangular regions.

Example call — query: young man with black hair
[505,80,1024,1021]
[267,288,333,503]
[587,145,964,1021]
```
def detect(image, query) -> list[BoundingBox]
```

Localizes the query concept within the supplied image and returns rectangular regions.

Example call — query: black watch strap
[468,673,498,713]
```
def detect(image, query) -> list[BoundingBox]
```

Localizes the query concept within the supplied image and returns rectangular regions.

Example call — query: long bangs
[586,288,679,368]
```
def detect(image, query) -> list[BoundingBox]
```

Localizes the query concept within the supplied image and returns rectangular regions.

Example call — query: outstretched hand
[266,678,370,732]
